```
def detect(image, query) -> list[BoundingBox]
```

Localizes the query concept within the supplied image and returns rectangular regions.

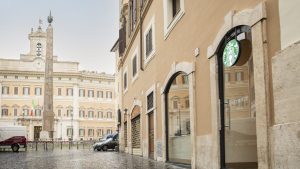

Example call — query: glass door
[220,29,258,169]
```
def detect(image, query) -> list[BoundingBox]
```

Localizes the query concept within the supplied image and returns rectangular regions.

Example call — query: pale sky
[0,0,119,74]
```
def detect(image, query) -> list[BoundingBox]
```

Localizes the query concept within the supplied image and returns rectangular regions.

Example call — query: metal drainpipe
[139,4,144,71]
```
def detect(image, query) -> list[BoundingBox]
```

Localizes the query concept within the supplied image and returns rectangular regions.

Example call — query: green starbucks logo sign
[223,39,240,67]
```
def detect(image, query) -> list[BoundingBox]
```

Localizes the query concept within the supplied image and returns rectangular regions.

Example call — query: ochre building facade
[113,0,300,169]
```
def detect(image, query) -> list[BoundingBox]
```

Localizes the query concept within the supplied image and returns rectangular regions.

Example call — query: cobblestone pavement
[0,149,189,169]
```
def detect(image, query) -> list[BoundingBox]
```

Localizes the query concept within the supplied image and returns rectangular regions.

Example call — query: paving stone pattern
[0,149,188,169]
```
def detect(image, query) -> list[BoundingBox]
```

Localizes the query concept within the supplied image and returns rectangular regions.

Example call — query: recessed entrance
[34,126,42,141]
[131,105,141,155]
[217,26,258,169]
[165,72,191,164]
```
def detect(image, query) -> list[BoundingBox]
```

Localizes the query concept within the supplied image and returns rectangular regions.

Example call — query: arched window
[166,72,191,164]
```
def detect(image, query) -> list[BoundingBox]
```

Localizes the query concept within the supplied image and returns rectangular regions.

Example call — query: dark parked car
[93,133,118,151]
[99,134,113,142]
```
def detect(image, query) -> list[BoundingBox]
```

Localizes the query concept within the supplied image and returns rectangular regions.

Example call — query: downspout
[139,3,144,71]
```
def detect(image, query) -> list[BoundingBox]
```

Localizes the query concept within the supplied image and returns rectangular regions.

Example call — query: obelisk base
[40,131,50,141]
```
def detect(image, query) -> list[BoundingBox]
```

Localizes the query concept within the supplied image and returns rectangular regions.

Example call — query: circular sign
[223,39,240,67]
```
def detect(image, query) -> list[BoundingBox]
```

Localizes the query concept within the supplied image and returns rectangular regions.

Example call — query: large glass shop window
[167,73,191,164]
[222,30,258,168]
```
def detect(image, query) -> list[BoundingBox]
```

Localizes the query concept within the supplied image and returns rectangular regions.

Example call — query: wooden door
[149,112,154,159]
[34,126,42,141]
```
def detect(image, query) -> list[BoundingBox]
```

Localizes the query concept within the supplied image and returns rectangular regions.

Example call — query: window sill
[144,51,156,69]
[164,10,185,40]
[123,88,128,95]
[131,74,139,84]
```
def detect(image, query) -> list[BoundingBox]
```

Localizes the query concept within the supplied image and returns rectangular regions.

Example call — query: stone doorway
[34,126,42,141]
[217,25,258,169]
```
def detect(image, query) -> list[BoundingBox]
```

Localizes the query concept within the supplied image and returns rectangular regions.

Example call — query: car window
[113,134,119,140]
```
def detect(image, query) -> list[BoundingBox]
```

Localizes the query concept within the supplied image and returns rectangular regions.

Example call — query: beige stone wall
[279,0,300,49]
[271,42,300,169]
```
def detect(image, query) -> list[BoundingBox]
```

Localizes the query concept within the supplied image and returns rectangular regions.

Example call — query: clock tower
[28,20,47,58]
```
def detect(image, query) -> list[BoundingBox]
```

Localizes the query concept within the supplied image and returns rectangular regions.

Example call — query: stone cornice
[0,70,115,82]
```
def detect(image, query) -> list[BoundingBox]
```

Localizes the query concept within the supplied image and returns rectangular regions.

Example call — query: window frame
[131,47,139,83]
[23,87,30,96]
[58,88,62,96]
[88,90,94,98]
[14,87,18,95]
[146,84,156,114]
[163,0,185,39]
[144,16,156,66]
[123,67,128,94]
[2,86,9,95]
[1,108,8,116]
[67,88,73,97]
[35,87,42,96]
[79,89,85,97]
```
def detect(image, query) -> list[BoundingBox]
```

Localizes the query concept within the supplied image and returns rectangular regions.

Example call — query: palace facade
[0,24,116,141]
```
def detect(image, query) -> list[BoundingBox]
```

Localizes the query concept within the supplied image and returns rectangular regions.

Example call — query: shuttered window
[23,87,30,95]
[124,72,128,90]
[35,87,42,96]
[79,89,85,97]
[14,87,18,95]
[2,86,9,95]
[172,0,181,17]
[146,28,153,57]
[67,88,73,96]
[132,55,137,77]
[147,92,154,111]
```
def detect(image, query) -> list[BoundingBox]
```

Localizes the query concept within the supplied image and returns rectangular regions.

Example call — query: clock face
[223,39,240,67]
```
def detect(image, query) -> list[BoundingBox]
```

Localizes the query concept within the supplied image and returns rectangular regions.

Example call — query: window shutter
[147,92,154,111]
[133,0,137,27]
[118,109,121,124]
[149,28,153,53]
[146,33,149,56]
[119,26,126,56]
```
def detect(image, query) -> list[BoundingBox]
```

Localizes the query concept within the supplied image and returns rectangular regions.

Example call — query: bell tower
[28,19,47,57]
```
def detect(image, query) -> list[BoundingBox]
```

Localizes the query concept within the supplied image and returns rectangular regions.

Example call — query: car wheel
[12,144,19,152]
[97,148,101,151]
[102,145,108,151]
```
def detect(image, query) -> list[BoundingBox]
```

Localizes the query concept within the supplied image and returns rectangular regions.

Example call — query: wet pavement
[0,149,189,169]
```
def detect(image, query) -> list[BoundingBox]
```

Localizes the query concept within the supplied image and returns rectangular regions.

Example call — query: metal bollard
[36,141,38,151]
[83,142,84,149]
[69,141,70,150]
[77,142,78,149]
[61,142,62,150]
[46,142,48,151]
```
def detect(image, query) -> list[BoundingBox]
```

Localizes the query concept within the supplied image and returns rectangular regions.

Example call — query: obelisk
[42,11,54,140]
